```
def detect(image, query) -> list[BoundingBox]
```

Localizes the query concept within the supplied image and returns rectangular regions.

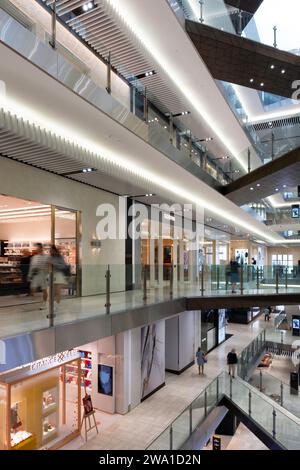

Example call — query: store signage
[292,205,300,219]
[30,350,78,371]
[212,434,221,451]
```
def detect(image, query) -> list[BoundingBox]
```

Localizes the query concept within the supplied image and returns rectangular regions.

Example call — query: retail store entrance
[0,194,80,306]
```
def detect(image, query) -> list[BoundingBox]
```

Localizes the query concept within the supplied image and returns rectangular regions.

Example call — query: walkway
[0,282,299,340]
[78,317,268,450]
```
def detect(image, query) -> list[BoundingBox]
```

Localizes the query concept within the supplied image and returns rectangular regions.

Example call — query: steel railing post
[285,267,288,290]
[260,370,263,392]
[106,52,112,94]
[240,265,244,295]
[189,406,193,435]
[170,266,173,299]
[204,389,207,416]
[170,425,173,450]
[216,265,220,291]
[275,267,279,294]
[216,376,219,402]
[256,266,259,292]
[230,375,233,399]
[143,265,147,302]
[105,265,111,314]
[47,265,55,327]
[272,408,276,439]
[280,382,284,407]
[201,266,205,296]
[248,390,252,416]
[49,0,57,49]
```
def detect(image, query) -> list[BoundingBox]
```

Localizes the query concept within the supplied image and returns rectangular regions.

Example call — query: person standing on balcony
[196,347,207,375]
[230,258,240,294]
[227,348,238,378]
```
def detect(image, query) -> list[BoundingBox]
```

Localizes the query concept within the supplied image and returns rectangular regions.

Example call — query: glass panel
[172,408,190,450]
[191,393,205,432]
[147,427,171,450]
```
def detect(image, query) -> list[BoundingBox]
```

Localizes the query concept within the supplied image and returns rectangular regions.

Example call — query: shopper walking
[230,258,240,294]
[49,245,69,312]
[263,306,271,322]
[227,348,238,378]
[196,347,207,375]
[28,243,49,309]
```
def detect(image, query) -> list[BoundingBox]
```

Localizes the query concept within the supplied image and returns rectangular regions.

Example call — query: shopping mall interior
[0,0,300,456]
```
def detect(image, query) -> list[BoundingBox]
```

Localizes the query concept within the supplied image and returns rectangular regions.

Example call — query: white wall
[0,157,125,295]
[165,311,200,373]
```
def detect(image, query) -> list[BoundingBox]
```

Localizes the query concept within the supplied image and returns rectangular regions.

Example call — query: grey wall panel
[165,316,179,371]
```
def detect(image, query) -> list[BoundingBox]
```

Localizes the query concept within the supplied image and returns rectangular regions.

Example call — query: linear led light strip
[0,97,282,243]
[0,205,49,213]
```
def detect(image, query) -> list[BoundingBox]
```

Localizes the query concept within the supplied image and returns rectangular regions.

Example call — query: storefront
[0,351,81,450]
[0,194,80,303]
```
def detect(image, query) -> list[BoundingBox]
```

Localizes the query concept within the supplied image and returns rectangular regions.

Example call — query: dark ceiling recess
[220,147,300,205]
[225,0,264,14]
[186,20,300,99]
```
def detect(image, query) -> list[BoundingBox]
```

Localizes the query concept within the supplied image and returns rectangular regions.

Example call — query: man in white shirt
[28,243,49,310]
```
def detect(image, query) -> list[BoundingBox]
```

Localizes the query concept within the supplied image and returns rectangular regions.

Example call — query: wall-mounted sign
[212,434,221,450]
[292,205,300,219]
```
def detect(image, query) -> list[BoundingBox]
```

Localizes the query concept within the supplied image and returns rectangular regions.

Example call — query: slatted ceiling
[0,108,158,195]
[41,0,186,114]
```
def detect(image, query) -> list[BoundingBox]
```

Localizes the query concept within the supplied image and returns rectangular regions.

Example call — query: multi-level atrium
[0,0,299,461]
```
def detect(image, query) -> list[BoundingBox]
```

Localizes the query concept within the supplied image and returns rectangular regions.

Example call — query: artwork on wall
[141,321,165,400]
[98,364,113,396]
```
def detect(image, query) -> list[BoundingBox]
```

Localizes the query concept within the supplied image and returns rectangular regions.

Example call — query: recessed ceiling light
[260,82,264,87]
[275,188,279,191]
[270,64,275,69]
[256,183,261,187]
[281,69,286,74]
[250,78,254,83]
[283,184,287,188]
[250,187,254,191]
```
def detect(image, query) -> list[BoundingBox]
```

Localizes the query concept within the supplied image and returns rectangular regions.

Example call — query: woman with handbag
[196,347,207,375]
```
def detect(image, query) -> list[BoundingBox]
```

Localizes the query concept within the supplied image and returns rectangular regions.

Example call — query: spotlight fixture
[145,71,155,77]
[145,193,153,197]
[181,111,189,115]
[131,70,156,80]
[82,167,94,173]
[268,122,273,127]
[166,111,190,118]
[83,1,93,12]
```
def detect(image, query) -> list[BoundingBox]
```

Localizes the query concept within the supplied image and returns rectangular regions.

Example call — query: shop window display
[0,352,81,450]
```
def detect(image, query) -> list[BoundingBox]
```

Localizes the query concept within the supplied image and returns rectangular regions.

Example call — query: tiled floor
[78,317,270,451]
[0,281,298,339]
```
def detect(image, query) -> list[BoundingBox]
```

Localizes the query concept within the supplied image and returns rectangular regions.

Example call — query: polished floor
[0,280,299,339]
[78,317,270,450]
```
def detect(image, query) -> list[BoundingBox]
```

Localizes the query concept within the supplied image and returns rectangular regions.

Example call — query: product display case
[0,352,81,450]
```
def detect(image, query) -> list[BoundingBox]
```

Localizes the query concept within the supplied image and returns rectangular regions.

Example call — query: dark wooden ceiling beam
[220,147,300,205]
[186,20,300,99]
[225,0,264,14]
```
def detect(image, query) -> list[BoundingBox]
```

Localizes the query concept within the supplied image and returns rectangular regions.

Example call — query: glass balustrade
[0,8,231,186]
